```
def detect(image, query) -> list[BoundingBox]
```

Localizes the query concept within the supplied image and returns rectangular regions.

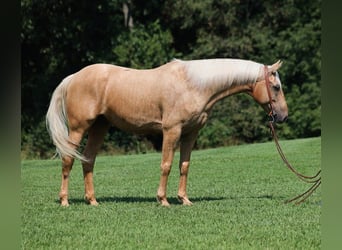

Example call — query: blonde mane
[179,59,263,89]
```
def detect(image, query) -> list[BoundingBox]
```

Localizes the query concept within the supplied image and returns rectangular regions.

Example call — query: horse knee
[63,155,74,163]
[180,161,190,175]
[160,162,172,176]
[82,160,95,173]
[61,158,74,179]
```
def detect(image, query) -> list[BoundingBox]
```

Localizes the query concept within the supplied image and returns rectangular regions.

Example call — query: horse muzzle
[268,111,288,123]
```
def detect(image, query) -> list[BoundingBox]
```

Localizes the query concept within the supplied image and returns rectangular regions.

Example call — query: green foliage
[113,21,179,68]
[21,0,321,158]
[283,83,321,138]
[21,138,321,249]
[197,95,269,148]
[21,117,55,159]
[101,128,155,155]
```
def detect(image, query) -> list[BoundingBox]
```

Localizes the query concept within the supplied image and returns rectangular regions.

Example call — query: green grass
[21,137,321,249]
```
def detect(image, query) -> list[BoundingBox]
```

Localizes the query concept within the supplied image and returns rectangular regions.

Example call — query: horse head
[251,60,288,123]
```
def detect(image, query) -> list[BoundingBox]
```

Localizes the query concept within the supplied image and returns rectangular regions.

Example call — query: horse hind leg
[59,130,84,207]
[82,117,110,205]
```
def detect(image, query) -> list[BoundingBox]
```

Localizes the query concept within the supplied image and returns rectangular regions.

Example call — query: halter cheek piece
[263,65,277,123]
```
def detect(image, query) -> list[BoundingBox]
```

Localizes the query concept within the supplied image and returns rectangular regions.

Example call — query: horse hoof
[178,196,193,206]
[86,199,99,206]
[89,200,99,206]
[157,196,170,207]
[60,200,69,207]
[183,201,193,206]
[160,202,170,207]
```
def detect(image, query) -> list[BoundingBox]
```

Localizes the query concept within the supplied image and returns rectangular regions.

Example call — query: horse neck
[180,59,263,111]
[203,81,254,112]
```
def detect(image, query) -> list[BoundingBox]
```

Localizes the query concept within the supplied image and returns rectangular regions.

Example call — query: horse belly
[104,108,163,135]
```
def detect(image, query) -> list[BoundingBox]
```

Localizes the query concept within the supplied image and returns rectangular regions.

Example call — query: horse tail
[46,74,87,162]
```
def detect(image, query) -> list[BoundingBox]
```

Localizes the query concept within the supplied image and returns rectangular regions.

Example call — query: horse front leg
[157,126,181,206]
[177,131,198,206]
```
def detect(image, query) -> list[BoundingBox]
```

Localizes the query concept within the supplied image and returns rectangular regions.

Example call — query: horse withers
[46,58,288,206]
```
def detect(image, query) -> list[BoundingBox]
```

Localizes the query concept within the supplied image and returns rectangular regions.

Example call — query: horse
[46,58,288,207]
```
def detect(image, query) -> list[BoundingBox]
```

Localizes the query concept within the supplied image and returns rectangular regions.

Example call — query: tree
[161,0,321,142]
[112,20,178,69]
[21,0,321,158]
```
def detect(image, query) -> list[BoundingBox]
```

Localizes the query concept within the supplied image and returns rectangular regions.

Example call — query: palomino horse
[46,58,288,206]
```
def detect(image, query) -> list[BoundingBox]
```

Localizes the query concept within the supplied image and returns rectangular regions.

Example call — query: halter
[263,65,321,204]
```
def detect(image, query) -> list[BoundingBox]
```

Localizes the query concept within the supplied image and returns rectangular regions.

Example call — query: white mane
[179,59,263,89]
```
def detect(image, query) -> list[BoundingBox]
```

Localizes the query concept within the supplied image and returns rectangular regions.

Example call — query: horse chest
[181,112,209,132]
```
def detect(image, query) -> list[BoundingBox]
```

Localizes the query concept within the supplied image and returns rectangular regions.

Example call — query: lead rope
[264,66,321,204]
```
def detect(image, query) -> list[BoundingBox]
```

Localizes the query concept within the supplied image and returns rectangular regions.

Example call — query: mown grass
[21,137,321,249]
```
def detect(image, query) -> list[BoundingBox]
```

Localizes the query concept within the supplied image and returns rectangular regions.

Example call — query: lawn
[21,137,321,249]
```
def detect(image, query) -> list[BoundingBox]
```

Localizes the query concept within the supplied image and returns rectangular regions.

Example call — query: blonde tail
[46,75,87,161]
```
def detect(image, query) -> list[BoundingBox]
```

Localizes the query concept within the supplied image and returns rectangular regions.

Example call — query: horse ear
[269,60,283,72]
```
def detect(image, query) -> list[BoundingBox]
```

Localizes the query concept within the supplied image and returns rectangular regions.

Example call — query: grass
[21,137,321,249]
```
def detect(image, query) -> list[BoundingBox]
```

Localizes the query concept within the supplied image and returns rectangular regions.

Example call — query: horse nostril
[283,116,288,122]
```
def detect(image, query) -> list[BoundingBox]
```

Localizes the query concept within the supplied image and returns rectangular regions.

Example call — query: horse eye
[271,71,276,76]
[273,84,281,91]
